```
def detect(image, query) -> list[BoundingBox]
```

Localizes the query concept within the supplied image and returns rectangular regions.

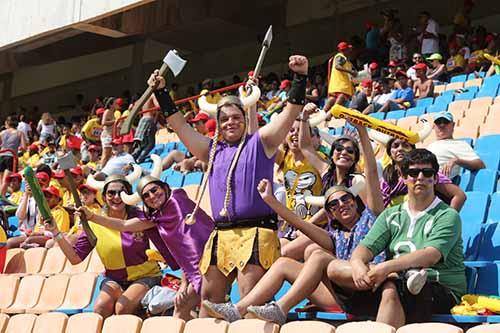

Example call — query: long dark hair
[141,181,171,220]
[383,138,416,187]
[102,180,134,217]
[323,137,360,189]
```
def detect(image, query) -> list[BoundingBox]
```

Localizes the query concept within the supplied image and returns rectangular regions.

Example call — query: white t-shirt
[101,152,135,176]
[421,19,439,55]
[427,139,480,179]
[17,121,31,140]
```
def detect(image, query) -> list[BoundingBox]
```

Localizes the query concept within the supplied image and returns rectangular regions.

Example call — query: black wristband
[154,88,179,118]
[287,73,307,105]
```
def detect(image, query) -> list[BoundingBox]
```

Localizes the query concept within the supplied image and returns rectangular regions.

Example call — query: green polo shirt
[360,197,466,300]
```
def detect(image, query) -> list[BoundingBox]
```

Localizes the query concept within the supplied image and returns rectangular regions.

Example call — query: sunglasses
[434,119,451,126]
[334,144,356,155]
[106,189,124,198]
[405,168,436,178]
[142,186,161,200]
[325,193,353,211]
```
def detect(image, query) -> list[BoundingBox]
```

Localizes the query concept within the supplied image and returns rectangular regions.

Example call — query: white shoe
[406,269,427,295]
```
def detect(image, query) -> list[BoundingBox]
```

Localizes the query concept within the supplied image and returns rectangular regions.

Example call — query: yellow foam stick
[484,53,500,66]
[330,105,421,144]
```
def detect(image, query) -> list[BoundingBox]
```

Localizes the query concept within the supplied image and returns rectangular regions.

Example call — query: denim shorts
[102,275,161,291]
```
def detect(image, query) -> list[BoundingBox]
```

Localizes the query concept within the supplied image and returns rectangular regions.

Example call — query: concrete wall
[0,0,152,50]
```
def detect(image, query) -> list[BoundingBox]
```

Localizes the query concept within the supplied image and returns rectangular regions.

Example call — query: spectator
[265,80,280,101]
[413,63,434,99]
[37,112,57,143]
[131,102,159,164]
[5,173,23,204]
[427,53,448,83]
[406,53,426,81]
[17,114,32,141]
[0,116,26,191]
[96,138,136,179]
[369,62,381,81]
[99,106,115,166]
[446,45,466,75]
[363,78,393,114]
[375,71,414,113]
[324,42,358,113]
[349,149,465,327]
[350,79,373,111]
[427,112,485,181]
[456,34,471,60]
[38,138,57,169]
[418,11,440,56]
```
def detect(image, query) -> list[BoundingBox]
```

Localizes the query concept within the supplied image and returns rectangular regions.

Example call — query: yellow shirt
[446,54,466,71]
[8,191,23,205]
[62,190,75,207]
[81,118,103,144]
[34,205,70,233]
[26,154,40,168]
[328,53,355,96]
[68,203,101,235]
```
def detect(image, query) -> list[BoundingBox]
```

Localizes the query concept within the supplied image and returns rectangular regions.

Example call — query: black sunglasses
[334,144,356,155]
[142,186,161,200]
[434,119,451,126]
[106,189,124,197]
[325,193,353,211]
[405,168,436,178]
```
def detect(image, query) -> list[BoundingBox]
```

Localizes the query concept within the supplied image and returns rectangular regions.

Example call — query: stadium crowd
[1,3,500,331]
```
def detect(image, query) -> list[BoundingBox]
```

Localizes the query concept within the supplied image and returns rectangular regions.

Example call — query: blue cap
[433,111,454,123]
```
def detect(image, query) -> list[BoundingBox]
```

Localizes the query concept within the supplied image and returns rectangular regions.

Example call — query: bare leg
[377,101,391,113]
[174,283,201,321]
[281,234,314,260]
[324,96,337,113]
[115,281,150,315]
[237,264,266,298]
[200,266,236,317]
[161,150,186,170]
[7,235,27,249]
[363,104,374,115]
[376,280,406,328]
[94,281,123,319]
[303,242,330,261]
[100,147,112,167]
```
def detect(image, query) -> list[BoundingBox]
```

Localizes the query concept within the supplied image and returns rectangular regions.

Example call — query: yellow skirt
[199,227,281,276]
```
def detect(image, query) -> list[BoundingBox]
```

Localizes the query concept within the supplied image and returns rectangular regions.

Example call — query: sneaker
[202,300,241,323]
[406,269,428,295]
[246,302,287,326]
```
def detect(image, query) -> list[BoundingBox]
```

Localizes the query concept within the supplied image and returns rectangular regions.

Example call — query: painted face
[219,105,246,144]
[332,140,356,170]
[390,139,413,163]
[325,191,358,226]
[403,163,437,197]
[105,182,126,212]
[142,183,168,210]
[433,119,454,140]
[286,121,300,151]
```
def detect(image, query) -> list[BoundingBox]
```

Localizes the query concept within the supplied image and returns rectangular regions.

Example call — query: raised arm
[78,207,155,232]
[257,178,333,252]
[298,103,330,176]
[259,55,308,158]
[245,78,259,135]
[147,70,211,162]
[351,123,384,215]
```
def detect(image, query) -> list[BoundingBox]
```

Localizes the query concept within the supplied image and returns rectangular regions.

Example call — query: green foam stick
[23,167,52,222]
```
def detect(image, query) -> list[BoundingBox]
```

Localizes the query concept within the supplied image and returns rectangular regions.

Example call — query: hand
[246,76,259,91]
[302,103,319,118]
[43,218,59,236]
[257,178,274,202]
[367,263,390,291]
[147,69,166,90]
[76,206,94,220]
[174,283,189,309]
[442,158,457,177]
[289,55,309,75]
[351,260,372,291]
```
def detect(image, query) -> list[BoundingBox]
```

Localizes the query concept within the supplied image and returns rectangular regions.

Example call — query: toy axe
[120,50,187,136]
[253,26,273,79]
[57,153,98,246]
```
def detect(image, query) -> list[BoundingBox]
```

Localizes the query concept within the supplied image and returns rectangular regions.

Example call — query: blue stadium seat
[434,94,454,105]
[165,171,184,188]
[441,89,456,96]
[450,74,467,83]
[426,103,448,114]
[150,144,165,156]
[176,142,188,154]
[460,191,490,225]
[405,107,426,117]
[7,215,21,237]
[487,192,500,223]
[183,172,203,185]
[477,152,500,171]
[139,162,152,173]
[160,168,174,182]
[466,72,486,80]
[454,93,475,101]
[370,112,385,120]
[385,110,406,121]
[459,171,473,191]
[475,223,500,263]
[416,97,433,108]
[472,169,498,193]
[476,86,499,98]
[475,135,500,154]
[462,223,483,261]
[483,75,500,90]
[164,142,177,152]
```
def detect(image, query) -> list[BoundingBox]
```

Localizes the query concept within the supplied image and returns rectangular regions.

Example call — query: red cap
[414,63,428,71]
[78,184,97,194]
[365,21,375,29]
[388,60,398,67]
[369,62,379,70]
[485,34,495,44]
[337,42,352,51]
[115,98,124,107]
[247,70,254,78]
[395,70,408,78]
[361,79,373,88]
[205,119,216,137]
[6,173,22,181]
[112,137,123,145]
[188,112,210,123]
[67,135,83,150]
[88,144,100,151]
[42,186,60,199]
[279,80,291,90]
[70,166,83,176]
[96,108,106,115]
[28,144,39,151]
[35,172,50,182]
[52,170,66,179]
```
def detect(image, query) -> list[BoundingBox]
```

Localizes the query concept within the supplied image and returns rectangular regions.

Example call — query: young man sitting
[347,149,465,328]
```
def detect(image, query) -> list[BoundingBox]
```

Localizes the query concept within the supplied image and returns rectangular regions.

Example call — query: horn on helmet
[368,128,392,146]
[317,128,337,145]
[349,174,366,197]
[125,164,142,184]
[120,191,141,206]
[416,119,432,142]
[86,174,105,191]
[198,91,218,117]
[240,85,261,107]
[150,154,162,179]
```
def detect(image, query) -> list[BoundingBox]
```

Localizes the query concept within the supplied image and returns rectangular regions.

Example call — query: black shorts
[0,156,13,172]
[332,278,458,323]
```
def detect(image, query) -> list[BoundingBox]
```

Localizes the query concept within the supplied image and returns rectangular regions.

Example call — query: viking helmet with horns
[304,174,366,207]
[119,155,163,206]
[86,163,142,191]
[368,119,432,146]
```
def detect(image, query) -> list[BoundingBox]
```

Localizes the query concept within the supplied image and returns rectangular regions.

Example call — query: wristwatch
[54,232,64,241]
